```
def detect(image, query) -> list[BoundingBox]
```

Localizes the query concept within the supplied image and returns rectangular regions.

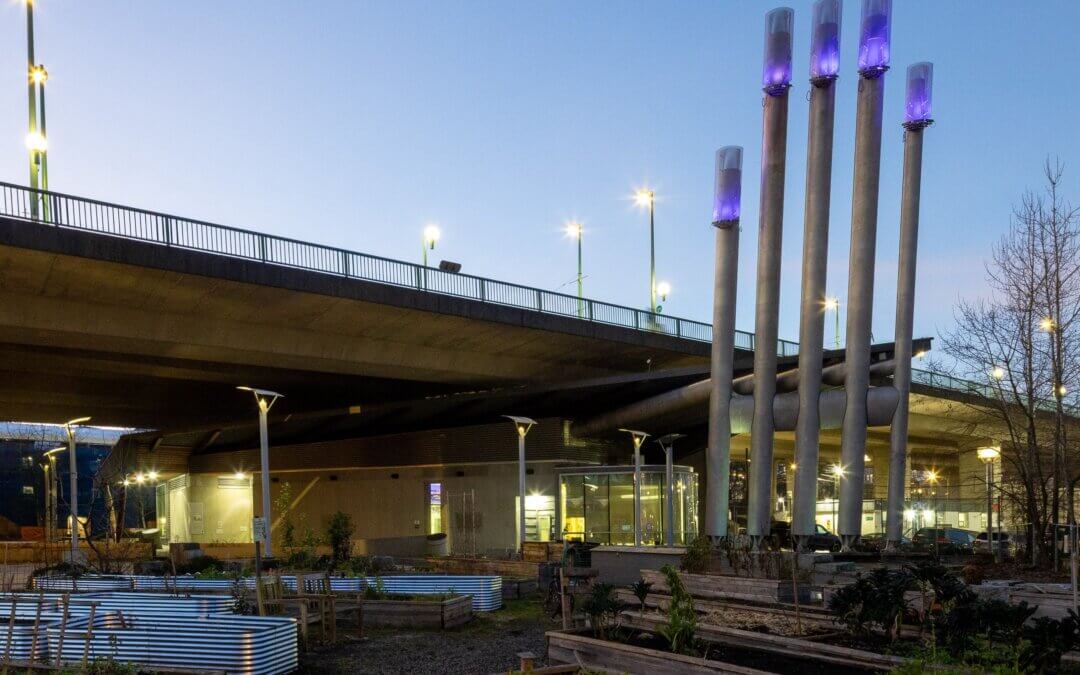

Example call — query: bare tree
[940,159,1080,566]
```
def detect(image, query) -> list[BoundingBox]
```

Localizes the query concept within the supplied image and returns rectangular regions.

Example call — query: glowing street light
[762,7,794,94]
[63,416,91,559]
[830,462,844,532]
[990,366,1006,380]
[503,416,537,552]
[977,446,1001,560]
[633,188,658,314]
[857,0,892,75]
[824,297,841,348]
[237,386,284,557]
[25,131,47,152]
[656,281,671,303]
[620,428,650,546]
[565,221,584,315]
[1040,317,1055,332]
[422,225,440,266]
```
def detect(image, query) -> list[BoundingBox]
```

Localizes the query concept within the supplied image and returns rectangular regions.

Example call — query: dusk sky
[2,1,1078,353]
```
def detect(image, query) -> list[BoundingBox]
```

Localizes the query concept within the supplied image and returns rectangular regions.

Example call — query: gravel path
[298,599,558,674]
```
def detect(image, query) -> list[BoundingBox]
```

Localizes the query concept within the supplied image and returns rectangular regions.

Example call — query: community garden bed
[359,593,472,628]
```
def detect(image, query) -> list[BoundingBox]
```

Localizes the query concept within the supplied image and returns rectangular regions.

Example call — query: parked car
[912,527,978,554]
[974,531,1014,555]
[770,521,841,552]
[855,532,912,553]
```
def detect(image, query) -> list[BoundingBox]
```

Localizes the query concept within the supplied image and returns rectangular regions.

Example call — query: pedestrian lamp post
[633,189,657,315]
[977,447,1001,560]
[42,446,63,542]
[237,387,284,558]
[421,225,440,289]
[830,463,844,534]
[503,416,537,553]
[656,281,671,314]
[62,417,90,559]
[564,222,584,317]
[619,429,650,546]
[824,297,841,349]
[656,433,685,547]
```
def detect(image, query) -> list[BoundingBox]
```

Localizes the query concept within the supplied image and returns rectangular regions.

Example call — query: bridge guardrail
[0,181,798,355]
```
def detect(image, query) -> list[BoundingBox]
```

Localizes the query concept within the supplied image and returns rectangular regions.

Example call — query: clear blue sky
[2,1,1077,351]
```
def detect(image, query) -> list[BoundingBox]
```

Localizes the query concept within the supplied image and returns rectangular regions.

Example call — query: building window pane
[428,482,443,534]
[583,474,608,543]
[561,475,585,541]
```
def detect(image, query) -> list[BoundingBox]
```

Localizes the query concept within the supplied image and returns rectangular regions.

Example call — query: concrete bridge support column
[748,8,793,546]
[887,64,934,549]
[839,69,887,550]
[794,65,840,548]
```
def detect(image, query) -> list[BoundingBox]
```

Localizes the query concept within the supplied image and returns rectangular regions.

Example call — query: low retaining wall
[420,556,539,579]
[591,546,685,586]
[362,594,472,628]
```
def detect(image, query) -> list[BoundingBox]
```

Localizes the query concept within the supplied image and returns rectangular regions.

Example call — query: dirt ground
[298,597,560,674]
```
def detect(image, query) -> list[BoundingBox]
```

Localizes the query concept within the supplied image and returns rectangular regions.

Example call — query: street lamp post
[620,429,650,546]
[831,463,844,534]
[43,446,63,543]
[238,387,284,557]
[421,225,440,289]
[634,189,657,314]
[504,416,537,552]
[824,297,841,348]
[565,222,584,316]
[657,434,685,547]
[978,447,1001,561]
[62,417,90,560]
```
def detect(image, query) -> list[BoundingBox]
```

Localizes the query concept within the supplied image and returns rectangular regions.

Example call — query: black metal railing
[0,181,1020,404]
[1,181,797,352]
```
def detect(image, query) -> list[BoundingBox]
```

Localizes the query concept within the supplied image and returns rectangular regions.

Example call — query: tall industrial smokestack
[839,0,892,550]
[706,146,743,540]
[887,62,934,549]
[748,7,794,546]
[793,0,842,550]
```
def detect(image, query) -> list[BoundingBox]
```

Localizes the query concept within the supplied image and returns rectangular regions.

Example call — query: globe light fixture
[712,146,743,226]
[809,0,842,81]
[656,281,671,302]
[990,366,1006,380]
[762,7,795,94]
[857,0,891,74]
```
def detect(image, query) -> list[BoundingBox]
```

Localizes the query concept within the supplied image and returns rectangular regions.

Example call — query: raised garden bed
[502,577,538,600]
[622,611,904,671]
[546,629,770,675]
[361,593,472,629]
[614,588,836,630]
[641,569,814,605]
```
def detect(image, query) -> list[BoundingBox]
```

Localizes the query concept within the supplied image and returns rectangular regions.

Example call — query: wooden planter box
[623,611,905,671]
[361,594,472,629]
[546,630,770,675]
[642,569,814,604]
[502,577,539,599]
[614,589,837,629]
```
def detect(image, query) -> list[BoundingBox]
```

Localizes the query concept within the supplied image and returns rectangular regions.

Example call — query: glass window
[561,475,585,541]
[583,474,609,543]
[608,473,635,546]
[640,472,663,546]
[428,482,443,534]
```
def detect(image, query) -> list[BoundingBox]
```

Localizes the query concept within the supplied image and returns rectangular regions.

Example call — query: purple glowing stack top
[762,8,794,92]
[904,62,934,123]
[712,146,743,226]
[810,0,842,80]
[857,0,891,73]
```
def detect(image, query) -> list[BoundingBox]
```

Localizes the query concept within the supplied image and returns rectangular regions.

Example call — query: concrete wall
[245,461,567,556]
[164,475,253,545]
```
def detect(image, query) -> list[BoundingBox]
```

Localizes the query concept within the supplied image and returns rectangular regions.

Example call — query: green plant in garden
[275,481,296,548]
[680,535,712,574]
[580,583,627,641]
[326,510,355,566]
[829,567,911,642]
[659,565,697,655]
[362,576,388,600]
[631,577,652,613]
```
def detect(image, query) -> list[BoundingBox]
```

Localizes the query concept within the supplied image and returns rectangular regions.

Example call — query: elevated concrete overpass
[0,184,731,429]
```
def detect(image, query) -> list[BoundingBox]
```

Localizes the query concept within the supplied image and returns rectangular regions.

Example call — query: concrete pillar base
[841,534,860,552]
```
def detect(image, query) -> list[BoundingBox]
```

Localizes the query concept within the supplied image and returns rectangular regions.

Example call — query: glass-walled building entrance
[558,465,698,546]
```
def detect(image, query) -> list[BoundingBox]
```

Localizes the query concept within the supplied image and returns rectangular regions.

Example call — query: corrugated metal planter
[47,613,297,675]
[0,612,62,664]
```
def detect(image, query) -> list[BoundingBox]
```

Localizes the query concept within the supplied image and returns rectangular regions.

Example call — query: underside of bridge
[0,217,711,428]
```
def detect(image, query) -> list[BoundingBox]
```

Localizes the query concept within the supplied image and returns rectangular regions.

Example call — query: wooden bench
[256,572,333,646]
